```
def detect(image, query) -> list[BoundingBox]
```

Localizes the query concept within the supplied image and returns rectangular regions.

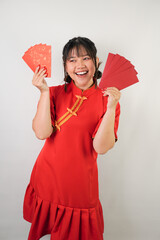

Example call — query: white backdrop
[0,0,160,239]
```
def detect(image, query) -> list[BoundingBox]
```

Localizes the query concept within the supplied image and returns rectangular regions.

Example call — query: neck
[73,79,95,91]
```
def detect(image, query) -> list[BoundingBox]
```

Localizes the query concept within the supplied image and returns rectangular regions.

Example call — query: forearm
[32,90,53,139]
[93,107,116,154]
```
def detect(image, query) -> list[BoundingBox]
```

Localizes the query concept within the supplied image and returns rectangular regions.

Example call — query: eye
[83,56,90,60]
[69,59,76,62]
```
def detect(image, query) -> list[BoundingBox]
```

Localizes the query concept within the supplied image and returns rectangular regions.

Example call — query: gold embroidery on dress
[53,95,87,132]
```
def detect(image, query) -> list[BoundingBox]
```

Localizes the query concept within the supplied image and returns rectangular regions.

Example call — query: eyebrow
[67,54,90,59]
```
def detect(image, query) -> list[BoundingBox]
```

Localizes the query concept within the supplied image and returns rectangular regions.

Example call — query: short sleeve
[92,102,120,141]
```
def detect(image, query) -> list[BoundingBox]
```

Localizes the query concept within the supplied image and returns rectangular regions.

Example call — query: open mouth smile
[75,71,88,76]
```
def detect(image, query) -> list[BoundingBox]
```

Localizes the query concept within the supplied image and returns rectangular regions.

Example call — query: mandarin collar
[69,79,97,97]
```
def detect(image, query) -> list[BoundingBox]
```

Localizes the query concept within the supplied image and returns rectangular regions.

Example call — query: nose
[76,58,85,69]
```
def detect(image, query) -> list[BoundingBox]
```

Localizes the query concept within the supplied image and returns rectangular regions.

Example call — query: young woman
[23,37,121,240]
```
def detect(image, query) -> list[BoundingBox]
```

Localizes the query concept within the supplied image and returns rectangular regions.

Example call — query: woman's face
[65,46,99,90]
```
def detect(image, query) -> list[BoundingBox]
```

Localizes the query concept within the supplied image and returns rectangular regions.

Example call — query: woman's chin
[73,76,93,89]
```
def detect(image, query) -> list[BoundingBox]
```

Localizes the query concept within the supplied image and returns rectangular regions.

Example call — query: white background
[0,0,160,239]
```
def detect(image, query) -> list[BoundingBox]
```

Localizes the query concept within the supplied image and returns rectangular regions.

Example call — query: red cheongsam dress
[23,79,120,240]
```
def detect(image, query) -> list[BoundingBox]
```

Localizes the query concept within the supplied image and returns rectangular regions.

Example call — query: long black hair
[62,37,102,91]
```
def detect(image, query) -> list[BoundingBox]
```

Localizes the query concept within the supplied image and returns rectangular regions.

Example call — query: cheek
[87,60,96,71]
[89,64,96,74]
[66,64,74,74]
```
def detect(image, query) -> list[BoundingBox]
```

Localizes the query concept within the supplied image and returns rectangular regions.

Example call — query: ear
[96,57,99,67]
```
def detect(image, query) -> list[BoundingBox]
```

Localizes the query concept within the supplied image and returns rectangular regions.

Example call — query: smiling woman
[62,36,102,91]
[67,54,90,78]
[23,36,121,240]
[65,47,98,90]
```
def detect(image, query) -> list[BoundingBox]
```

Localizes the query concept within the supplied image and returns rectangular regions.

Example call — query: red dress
[23,79,120,240]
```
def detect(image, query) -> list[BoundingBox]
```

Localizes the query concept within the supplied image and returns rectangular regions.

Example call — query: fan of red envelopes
[22,43,51,77]
[99,53,139,90]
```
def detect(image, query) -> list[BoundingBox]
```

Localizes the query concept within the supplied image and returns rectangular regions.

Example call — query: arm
[93,87,121,154]
[32,66,53,140]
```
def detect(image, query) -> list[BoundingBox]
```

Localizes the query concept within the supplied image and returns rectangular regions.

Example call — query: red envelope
[22,43,51,77]
[99,53,139,90]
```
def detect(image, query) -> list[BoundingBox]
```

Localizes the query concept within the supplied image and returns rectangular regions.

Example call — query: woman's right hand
[32,66,49,93]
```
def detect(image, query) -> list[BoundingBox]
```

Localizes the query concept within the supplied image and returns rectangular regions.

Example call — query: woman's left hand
[102,87,121,109]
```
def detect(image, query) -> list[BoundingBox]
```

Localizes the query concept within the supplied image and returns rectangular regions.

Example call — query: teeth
[76,71,87,75]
